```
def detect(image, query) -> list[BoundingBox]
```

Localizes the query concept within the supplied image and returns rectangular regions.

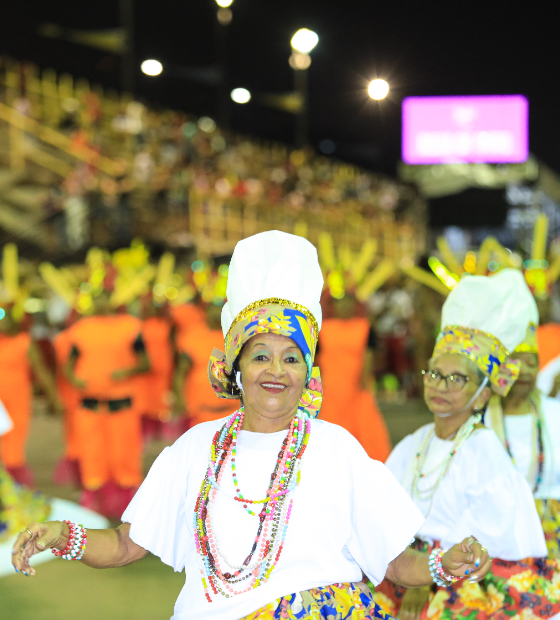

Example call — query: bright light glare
[141,59,163,76]
[231,88,251,104]
[216,0,233,6]
[291,29,319,54]
[368,79,389,100]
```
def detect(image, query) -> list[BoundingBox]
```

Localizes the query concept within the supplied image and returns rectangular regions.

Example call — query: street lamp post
[290,28,318,148]
[215,0,234,129]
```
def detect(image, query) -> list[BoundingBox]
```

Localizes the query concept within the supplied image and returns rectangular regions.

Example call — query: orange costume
[176,322,234,427]
[537,323,560,370]
[52,328,81,486]
[69,314,144,507]
[0,332,32,473]
[317,317,391,461]
[171,303,205,344]
[141,316,174,421]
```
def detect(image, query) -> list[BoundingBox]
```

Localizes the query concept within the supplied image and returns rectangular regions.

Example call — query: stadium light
[141,59,163,77]
[291,29,319,54]
[368,79,389,100]
[231,88,251,104]
[216,0,234,5]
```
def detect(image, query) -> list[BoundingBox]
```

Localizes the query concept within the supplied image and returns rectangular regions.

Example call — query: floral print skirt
[0,466,50,544]
[374,541,560,620]
[537,499,560,560]
[241,582,396,620]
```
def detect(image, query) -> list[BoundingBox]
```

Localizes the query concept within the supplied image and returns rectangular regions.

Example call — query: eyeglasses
[421,369,471,391]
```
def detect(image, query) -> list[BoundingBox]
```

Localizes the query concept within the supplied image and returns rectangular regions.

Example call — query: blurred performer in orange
[65,290,149,518]
[139,295,174,442]
[52,319,82,486]
[0,306,61,486]
[317,294,391,461]
[174,302,235,429]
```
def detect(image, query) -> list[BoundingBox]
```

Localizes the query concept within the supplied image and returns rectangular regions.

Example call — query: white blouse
[485,396,560,500]
[122,418,424,620]
[386,425,547,561]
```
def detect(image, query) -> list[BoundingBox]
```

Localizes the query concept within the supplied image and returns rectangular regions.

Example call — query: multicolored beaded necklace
[193,407,311,603]
[412,413,481,515]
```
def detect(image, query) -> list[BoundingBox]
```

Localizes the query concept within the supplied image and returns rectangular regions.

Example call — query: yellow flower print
[457,579,487,611]
[373,592,397,617]
[426,589,449,619]
[333,586,354,616]
[507,569,538,593]
[544,569,560,602]
[485,583,505,614]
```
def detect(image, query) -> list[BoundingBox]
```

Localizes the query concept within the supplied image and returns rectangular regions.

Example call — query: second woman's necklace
[412,413,481,514]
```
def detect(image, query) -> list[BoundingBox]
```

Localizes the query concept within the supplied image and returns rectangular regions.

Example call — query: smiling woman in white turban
[12,232,489,620]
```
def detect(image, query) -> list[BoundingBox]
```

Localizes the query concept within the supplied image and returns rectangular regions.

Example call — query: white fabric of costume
[386,425,547,560]
[220,230,324,337]
[439,269,536,352]
[0,398,12,437]
[123,418,424,620]
[485,396,560,500]
[537,356,560,398]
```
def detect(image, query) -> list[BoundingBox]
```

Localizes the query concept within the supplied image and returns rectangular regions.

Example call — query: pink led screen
[402,95,528,164]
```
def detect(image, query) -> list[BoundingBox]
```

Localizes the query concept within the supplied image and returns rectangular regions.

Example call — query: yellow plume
[39,263,76,306]
[2,243,19,302]
[356,259,397,301]
[436,237,463,276]
[532,213,548,261]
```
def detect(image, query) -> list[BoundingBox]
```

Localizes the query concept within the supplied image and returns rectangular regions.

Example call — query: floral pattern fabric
[537,499,560,560]
[208,304,323,418]
[374,540,560,620]
[241,582,396,620]
[433,325,521,396]
[0,466,50,544]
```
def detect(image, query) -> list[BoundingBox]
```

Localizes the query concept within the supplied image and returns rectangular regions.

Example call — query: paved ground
[0,399,432,619]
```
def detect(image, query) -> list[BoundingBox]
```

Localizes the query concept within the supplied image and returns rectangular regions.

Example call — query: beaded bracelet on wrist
[51,521,87,561]
[428,547,461,587]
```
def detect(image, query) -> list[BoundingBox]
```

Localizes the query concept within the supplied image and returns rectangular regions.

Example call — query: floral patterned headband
[513,323,538,356]
[433,325,521,396]
[207,299,323,417]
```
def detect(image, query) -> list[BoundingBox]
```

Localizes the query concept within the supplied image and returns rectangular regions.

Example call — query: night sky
[3,1,559,176]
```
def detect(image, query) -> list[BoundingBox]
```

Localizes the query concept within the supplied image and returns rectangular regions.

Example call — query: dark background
[2,1,557,178]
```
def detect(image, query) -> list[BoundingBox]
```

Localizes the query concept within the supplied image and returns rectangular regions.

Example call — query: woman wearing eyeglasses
[374,269,560,620]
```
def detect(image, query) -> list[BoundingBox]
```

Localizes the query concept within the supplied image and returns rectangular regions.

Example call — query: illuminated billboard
[402,95,528,165]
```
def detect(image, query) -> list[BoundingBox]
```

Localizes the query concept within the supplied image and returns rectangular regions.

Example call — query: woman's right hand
[398,586,431,620]
[11,521,69,576]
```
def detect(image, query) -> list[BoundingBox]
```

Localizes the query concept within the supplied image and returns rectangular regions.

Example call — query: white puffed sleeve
[122,446,192,572]
[444,462,547,560]
[344,440,425,585]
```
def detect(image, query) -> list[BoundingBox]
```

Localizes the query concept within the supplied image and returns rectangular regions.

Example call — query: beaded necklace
[194,407,311,603]
[411,413,481,515]
[503,397,545,494]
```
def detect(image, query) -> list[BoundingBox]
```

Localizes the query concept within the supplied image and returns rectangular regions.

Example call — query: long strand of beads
[412,414,481,509]
[194,408,310,603]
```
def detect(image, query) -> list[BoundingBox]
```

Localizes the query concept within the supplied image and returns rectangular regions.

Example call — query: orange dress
[140,316,174,421]
[53,328,80,461]
[176,323,235,427]
[0,332,32,468]
[537,323,560,370]
[171,303,205,343]
[69,315,144,490]
[317,318,391,462]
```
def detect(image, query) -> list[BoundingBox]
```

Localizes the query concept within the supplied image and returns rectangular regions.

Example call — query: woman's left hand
[442,536,492,583]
